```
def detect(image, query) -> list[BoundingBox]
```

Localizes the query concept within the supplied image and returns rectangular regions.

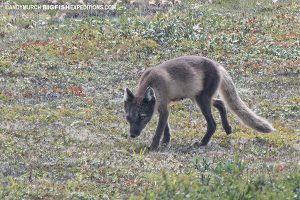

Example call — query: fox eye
[140,114,147,120]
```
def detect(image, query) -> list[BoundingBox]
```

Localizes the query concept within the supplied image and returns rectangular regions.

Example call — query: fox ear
[124,88,134,102]
[144,87,156,102]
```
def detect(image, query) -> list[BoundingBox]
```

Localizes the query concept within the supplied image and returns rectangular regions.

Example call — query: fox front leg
[161,122,171,145]
[149,108,169,150]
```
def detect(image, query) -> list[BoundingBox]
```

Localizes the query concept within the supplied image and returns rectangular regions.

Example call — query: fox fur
[124,56,275,150]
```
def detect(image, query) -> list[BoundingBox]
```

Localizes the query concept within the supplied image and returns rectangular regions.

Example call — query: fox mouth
[130,128,142,138]
[130,132,140,138]
[130,134,137,138]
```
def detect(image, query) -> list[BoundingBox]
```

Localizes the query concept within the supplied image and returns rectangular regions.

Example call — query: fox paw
[148,143,159,151]
[192,140,208,148]
[161,137,171,145]
[161,141,171,149]
[225,125,232,135]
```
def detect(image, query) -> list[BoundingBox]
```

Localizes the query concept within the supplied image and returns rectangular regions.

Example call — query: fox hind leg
[195,94,217,146]
[194,62,221,146]
[213,99,232,135]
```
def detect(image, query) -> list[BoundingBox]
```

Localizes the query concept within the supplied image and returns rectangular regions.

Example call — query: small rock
[46,92,60,100]
[292,143,300,151]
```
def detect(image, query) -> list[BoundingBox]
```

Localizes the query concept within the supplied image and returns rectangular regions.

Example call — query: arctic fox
[124,56,275,150]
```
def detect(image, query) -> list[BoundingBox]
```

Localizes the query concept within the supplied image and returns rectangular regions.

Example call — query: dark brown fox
[124,56,275,150]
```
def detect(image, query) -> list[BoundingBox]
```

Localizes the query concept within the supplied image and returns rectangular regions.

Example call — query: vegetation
[0,0,299,199]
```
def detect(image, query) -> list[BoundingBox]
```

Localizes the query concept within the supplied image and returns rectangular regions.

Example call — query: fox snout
[130,128,141,138]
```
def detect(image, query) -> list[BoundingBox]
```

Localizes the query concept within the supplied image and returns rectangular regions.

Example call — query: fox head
[124,87,156,138]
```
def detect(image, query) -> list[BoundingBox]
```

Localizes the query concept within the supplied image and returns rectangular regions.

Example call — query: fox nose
[130,127,139,138]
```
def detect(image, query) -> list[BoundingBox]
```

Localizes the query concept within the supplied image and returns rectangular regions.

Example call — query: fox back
[135,56,220,104]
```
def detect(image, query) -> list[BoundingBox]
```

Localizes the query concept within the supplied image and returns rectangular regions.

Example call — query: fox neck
[136,78,151,95]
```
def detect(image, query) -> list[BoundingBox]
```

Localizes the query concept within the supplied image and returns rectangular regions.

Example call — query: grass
[0,0,299,199]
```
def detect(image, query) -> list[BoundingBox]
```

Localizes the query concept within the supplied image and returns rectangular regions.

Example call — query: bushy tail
[219,68,275,133]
